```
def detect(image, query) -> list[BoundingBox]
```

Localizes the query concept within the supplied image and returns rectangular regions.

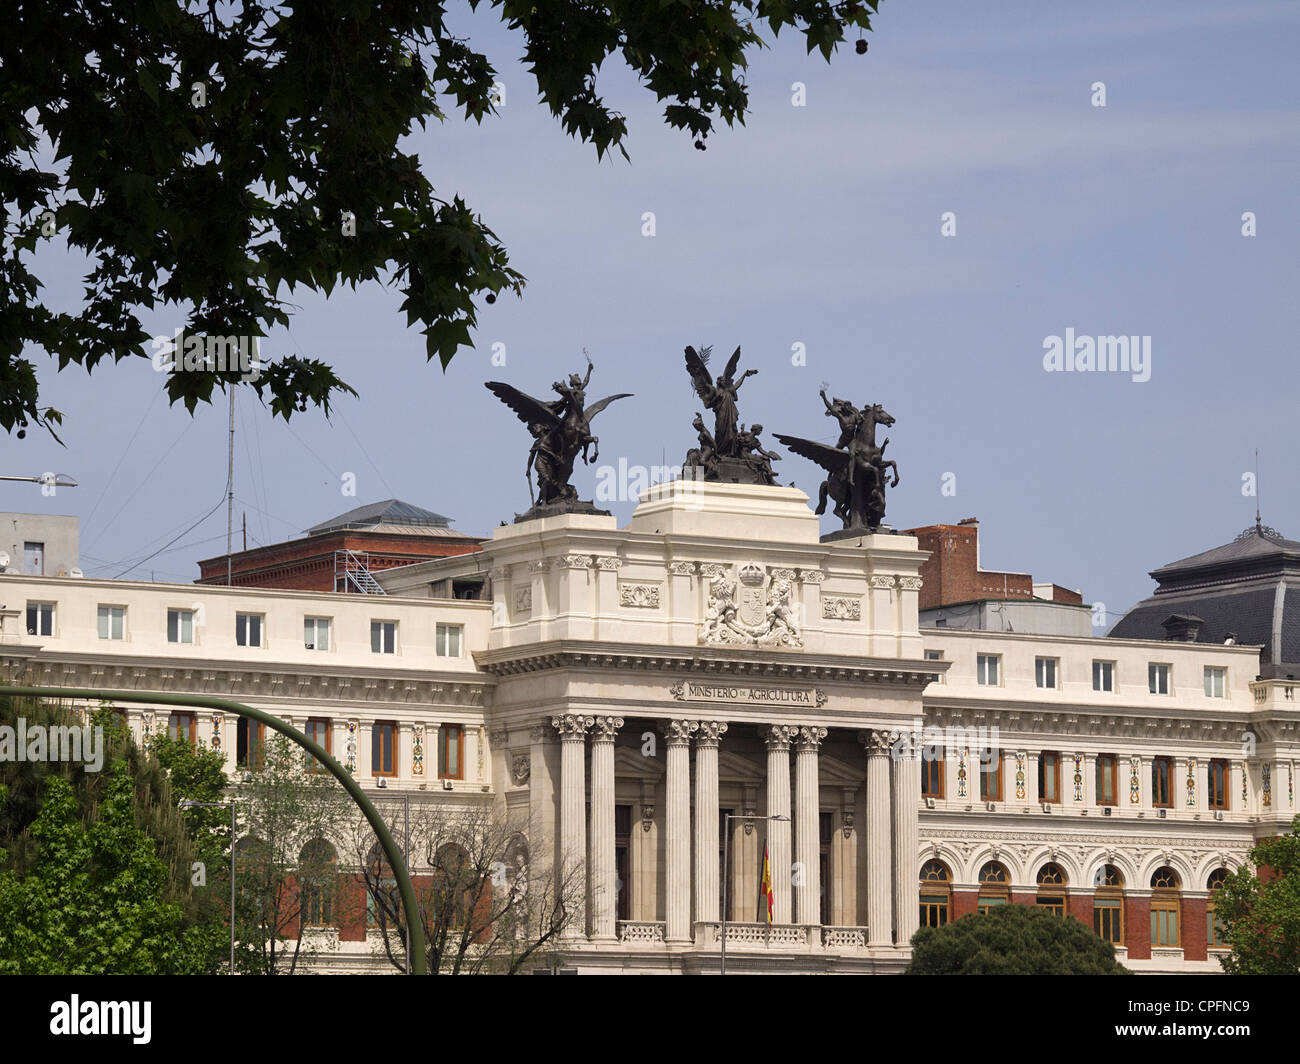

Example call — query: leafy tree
[0,765,212,974]
[1215,815,1300,974]
[906,904,1130,975]
[2,0,880,437]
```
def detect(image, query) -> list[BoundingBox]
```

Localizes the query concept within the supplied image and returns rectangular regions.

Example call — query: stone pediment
[818,754,865,787]
[615,745,664,781]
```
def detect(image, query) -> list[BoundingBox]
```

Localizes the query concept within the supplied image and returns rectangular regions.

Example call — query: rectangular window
[372,722,397,776]
[1207,906,1226,949]
[304,717,332,772]
[1036,896,1065,917]
[976,654,999,686]
[1208,759,1230,810]
[438,724,463,780]
[921,746,945,798]
[97,605,125,641]
[1150,900,1180,947]
[436,623,462,658]
[26,602,54,637]
[237,719,264,767]
[617,804,633,922]
[1094,899,1123,943]
[167,608,195,644]
[1204,666,1226,698]
[371,620,397,654]
[1092,660,1115,692]
[924,649,943,684]
[1148,663,1170,694]
[304,617,330,651]
[1152,756,1174,808]
[977,896,1008,915]
[1095,754,1118,806]
[1035,657,1058,689]
[1039,751,1061,803]
[920,893,949,927]
[236,612,263,647]
[168,711,196,743]
[979,751,1002,801]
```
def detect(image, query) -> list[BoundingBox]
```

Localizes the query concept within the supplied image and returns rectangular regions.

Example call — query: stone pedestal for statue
[514,498,611,524]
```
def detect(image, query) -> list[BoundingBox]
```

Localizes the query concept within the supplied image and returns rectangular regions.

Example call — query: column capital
[590,715,624,742]
[696,720,728,747]
[663,719,698,746]
[795,726,828,750]
[858,728,893,758]
[764,724,799,751]
[552,714,594,741]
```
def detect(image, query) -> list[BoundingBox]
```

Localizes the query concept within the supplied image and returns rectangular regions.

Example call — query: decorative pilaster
[588,715,623,942]
[552,713,593,937]
[794,726,827,925]
[694,721,728,925]
[891,735,921,948]
[764,725,797,924]
[861,729,894,947]
[664,719,697,943]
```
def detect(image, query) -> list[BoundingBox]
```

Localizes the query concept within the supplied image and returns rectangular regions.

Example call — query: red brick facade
[1181,896,1207,961]
[196,529,482,590]
[903,518,1083,611]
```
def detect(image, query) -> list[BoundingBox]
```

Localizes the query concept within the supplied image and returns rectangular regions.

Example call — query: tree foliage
[1215,815,1300,975]
[906,904,1130,976]
[1,0,880,438]
[0,695,219,973]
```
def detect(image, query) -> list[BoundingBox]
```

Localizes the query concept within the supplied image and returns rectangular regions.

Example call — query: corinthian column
[795,726,827,925]
[552,714,593,938]
[589,715,623,942]
[664,719,697,944]
[860,729,894,947]
[891,730,921,948]
[765,725,797,924]
[694,721,728,926]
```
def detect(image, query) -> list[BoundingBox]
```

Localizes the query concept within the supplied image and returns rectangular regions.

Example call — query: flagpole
[721,813,787,976]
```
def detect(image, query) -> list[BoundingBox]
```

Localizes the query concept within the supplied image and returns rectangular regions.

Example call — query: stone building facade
[1,481,1295,973]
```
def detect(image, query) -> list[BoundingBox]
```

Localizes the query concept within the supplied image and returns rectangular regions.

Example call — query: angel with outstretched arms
[685,345,758,458]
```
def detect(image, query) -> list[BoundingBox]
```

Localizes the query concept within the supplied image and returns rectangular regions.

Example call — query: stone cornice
[23,655,490,706]
[923,699,1296,745]
[474,639,935,687]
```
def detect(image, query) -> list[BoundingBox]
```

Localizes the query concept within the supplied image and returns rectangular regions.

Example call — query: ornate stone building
[1,481,1295,973]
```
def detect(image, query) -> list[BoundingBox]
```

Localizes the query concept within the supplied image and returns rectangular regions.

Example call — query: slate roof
[1109,524,1300,674]
[306,499,453,535]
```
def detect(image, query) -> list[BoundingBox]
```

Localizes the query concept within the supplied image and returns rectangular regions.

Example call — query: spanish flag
[759,843,774,924]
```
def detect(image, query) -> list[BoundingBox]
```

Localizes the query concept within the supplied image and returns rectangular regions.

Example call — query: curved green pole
[0,684,428,975]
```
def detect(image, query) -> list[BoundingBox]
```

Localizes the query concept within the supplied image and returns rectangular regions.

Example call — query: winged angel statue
[485,356,632,511]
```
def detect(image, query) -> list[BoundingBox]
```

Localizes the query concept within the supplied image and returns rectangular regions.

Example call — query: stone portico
[475,480,934,973]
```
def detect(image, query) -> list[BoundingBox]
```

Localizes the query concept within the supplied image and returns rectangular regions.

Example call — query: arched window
[433,843,474,929]
[299,838,337,928]
[1150,866,1181,947]
[1206,868,1229,949]
[1035,862,1067,916]
[1093,864,1124,944]
[977,861,1009,913]
[919,860,951,927]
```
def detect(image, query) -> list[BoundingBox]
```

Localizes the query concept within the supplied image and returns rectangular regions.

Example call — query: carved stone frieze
[619,584,661,609]
[822,596,861,621]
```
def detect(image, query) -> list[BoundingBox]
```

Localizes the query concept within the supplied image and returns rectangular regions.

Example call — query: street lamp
[720,813,789,976]
[180,799,236,975]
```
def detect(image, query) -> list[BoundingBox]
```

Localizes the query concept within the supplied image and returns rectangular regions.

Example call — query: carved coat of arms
[700,562,802,648]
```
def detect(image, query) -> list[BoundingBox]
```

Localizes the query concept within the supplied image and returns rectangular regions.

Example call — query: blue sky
[6,0,1298,627]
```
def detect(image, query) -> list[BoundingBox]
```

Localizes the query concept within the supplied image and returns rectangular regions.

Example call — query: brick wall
[1124,896,1151,959]
[905,519,1032,611]
[197,530,482,590]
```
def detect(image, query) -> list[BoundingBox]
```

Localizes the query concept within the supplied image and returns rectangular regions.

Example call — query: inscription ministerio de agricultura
[670,681,827,708]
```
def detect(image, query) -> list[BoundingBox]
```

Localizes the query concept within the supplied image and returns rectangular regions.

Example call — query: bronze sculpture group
[485,347,901,532]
